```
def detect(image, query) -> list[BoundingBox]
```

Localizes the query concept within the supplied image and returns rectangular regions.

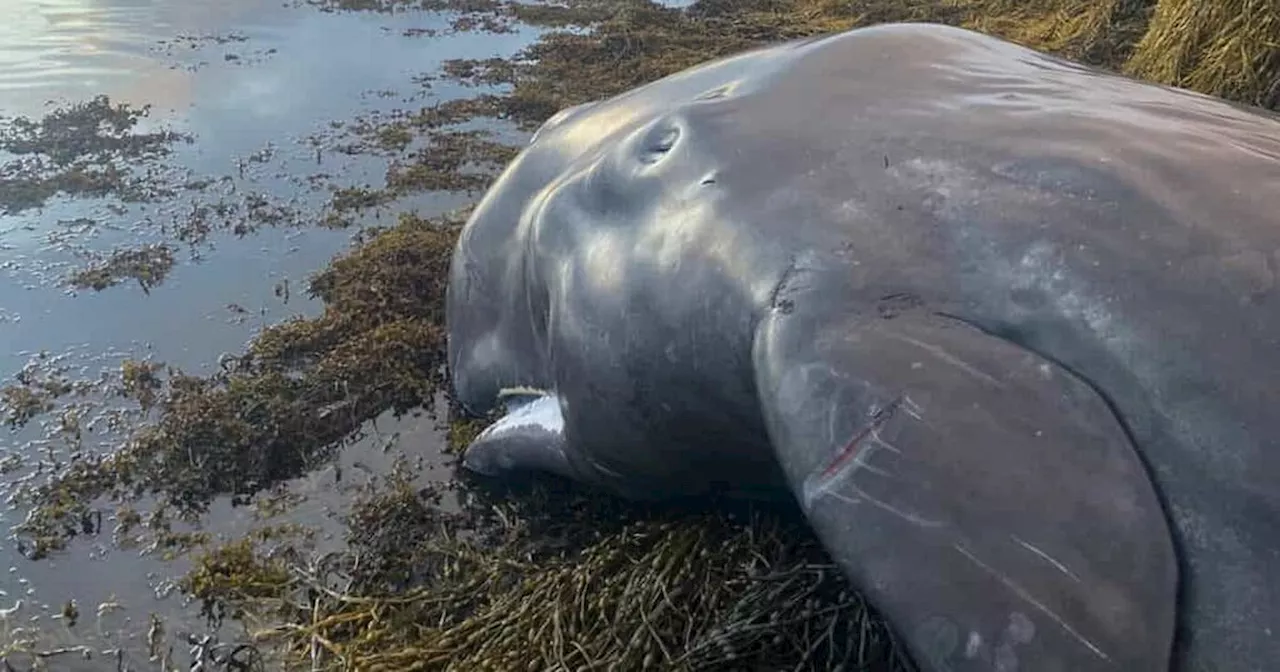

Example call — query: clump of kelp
[0,95,190,214]
[69,243,177,294]
[0,95,306,293]
[6,0,1279,669]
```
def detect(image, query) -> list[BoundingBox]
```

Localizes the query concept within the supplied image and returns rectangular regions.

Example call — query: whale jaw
[460,391,574,480]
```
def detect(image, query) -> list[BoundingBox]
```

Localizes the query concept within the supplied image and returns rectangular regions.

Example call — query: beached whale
[446,22,1280,671]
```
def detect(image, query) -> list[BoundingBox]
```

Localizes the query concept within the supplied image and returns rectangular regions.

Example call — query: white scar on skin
[825,396,842,446]
[1012,535,1083,583]
[885,332,1005,388]
[901,395,924,420]
[952,542,1111,662]
[823,486,944,528]
[588,457,627,480]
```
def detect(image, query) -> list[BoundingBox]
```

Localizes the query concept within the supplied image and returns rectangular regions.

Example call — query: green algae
[183,537,295,628]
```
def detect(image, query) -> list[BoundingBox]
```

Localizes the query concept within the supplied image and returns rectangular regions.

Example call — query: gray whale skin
[445,22,1280,672]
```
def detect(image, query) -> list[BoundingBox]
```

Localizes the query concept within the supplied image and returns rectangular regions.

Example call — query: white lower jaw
[482,391,565,436]
[463,390,571,478]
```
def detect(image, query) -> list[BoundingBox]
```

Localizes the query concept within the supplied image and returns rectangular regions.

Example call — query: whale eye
[638,124,680,165]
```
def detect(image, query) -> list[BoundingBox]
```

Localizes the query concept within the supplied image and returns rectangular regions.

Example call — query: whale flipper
[753,307,1178,672]
[461,393,575,480]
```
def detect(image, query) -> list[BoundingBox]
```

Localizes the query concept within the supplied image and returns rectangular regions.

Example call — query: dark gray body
[446,23,1280,672]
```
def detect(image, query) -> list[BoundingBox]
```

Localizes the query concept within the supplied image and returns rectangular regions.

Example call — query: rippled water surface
[0,0,538,666]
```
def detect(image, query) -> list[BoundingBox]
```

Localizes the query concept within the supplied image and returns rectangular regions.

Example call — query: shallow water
[0,0,538,666]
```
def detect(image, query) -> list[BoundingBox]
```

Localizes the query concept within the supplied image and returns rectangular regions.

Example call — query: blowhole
[639,124,681,164]
[694,83,736,101]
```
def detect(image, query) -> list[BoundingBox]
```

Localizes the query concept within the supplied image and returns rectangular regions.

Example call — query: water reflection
[0,0,278,113]
[1,0,535,372]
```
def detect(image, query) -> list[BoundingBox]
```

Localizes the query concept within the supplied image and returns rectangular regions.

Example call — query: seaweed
[949,0,1156,66]
[0,95,187,166]
[0,95,190,214]
[68,243,177,294]
[16,211,462,546]
[1126,0,1280,108]
[182,465,914,671]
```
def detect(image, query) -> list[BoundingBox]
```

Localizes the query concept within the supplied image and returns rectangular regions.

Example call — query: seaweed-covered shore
[2,0,1277,669]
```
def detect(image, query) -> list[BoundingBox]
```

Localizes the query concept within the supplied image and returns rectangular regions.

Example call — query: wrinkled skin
[446,23,1280,672]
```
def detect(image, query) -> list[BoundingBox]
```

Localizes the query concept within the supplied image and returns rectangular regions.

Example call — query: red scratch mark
[819,396,904,480]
